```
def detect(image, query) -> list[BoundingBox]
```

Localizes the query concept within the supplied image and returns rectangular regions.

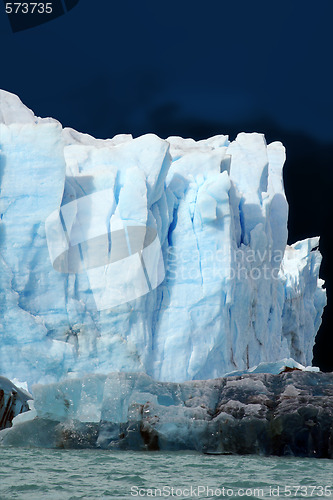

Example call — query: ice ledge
[223,358,320,377]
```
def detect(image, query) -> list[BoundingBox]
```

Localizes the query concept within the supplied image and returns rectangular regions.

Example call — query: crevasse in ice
[0,90,326,388]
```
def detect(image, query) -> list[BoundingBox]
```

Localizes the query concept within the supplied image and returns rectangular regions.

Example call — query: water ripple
[0,448,332,500]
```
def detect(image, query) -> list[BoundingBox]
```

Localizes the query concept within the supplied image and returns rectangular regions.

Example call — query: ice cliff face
[0,90,326,387]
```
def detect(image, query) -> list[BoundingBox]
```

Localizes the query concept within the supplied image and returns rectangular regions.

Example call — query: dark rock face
[266,372,333,458]
[0,376,31,430]
[202,371,333,458]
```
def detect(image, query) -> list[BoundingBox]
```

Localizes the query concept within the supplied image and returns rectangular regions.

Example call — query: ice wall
[0,90,326,387]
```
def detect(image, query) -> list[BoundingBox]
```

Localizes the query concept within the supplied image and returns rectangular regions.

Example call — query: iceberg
[0,90,326,390]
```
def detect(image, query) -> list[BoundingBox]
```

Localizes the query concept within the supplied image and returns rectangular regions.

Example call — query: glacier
[0,89,327,391]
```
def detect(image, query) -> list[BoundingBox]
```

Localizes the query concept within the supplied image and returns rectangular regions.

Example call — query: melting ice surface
[0,90,326,390]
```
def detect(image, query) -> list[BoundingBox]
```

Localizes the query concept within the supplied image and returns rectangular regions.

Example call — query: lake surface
[0,448,332,499]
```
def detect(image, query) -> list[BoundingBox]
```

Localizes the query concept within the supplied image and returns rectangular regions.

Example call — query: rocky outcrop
[0,377,31,430]
[1,371,332,457]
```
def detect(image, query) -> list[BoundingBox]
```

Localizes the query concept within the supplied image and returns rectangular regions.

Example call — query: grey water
[0,449,332,500]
